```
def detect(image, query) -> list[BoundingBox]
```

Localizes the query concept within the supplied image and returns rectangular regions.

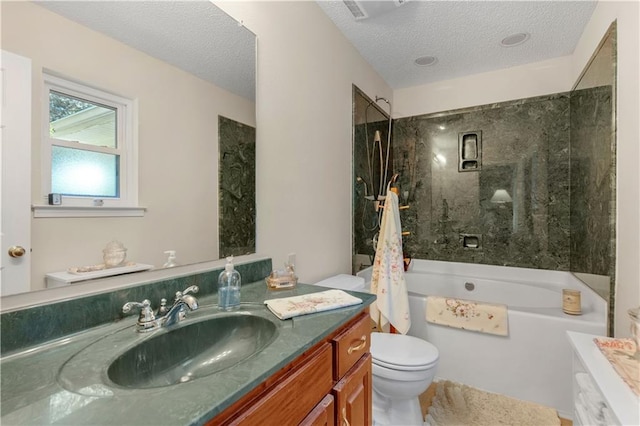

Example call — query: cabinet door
[300,394,335,426]
[333,353,372,426]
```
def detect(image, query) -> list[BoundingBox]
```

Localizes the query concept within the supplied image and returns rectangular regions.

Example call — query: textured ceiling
[317,0,597,89]
[35,1,256,101]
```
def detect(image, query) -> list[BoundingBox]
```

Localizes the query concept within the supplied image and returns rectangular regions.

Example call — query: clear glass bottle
[218,256,241,311]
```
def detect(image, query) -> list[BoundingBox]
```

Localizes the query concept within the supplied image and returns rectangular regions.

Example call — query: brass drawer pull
[347,335,367,355]
[342,407,350,426]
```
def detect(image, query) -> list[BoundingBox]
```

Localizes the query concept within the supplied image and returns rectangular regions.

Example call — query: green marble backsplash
[0,259,271,356]
[219,115,256,258]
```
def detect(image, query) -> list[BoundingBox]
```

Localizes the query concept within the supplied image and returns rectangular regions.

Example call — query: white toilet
[370,332,439,425]
[314,275,440,426]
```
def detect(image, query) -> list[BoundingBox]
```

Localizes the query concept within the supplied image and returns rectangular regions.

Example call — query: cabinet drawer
[228,343,334,426]
[332,313,371,380]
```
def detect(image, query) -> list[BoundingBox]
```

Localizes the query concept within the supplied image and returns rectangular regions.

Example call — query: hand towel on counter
[264,289,363,320]
[369,188,410,334]
[426,296,509,336]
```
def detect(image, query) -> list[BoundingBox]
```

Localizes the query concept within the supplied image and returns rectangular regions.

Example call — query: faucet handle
[122,299,156,323]
[182,285,199,295]
[157,298,169,316]
[175,285,199,300]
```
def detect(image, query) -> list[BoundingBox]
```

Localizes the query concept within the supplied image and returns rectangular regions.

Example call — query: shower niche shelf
[458,131,482,172]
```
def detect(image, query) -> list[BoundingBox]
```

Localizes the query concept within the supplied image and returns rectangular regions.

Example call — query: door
[1,50,31,295]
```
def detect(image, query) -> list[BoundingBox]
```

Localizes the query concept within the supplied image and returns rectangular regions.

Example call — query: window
[40,73,139,212]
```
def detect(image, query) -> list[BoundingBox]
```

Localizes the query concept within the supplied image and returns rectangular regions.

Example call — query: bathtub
[357,259,607,420]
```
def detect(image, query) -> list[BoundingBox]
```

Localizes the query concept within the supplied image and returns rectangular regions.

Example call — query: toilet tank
[313,274,366,292]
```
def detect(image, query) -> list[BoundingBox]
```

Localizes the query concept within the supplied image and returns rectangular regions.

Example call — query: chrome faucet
[122,285,199,333]
[162,286,199,327]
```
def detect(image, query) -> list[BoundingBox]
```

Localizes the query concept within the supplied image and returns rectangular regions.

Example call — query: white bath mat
[424,380,560,426]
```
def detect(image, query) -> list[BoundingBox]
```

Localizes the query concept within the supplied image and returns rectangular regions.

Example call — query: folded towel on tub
[426,296,508,336]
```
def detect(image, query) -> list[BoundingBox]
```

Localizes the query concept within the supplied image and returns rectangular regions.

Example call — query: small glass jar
[103,240,127,268]
[562,289,581,315]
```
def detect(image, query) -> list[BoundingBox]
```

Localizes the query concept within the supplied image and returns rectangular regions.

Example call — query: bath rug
[424,380,560,426]
[425,296,508,336]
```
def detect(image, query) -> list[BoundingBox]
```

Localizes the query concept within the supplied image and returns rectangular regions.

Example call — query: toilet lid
[371,332,439,370]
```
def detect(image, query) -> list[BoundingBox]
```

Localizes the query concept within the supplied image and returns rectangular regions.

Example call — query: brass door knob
[8,246,26,258]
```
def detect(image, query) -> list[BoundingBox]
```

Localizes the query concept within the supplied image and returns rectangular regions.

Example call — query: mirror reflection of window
[43,73,136,205]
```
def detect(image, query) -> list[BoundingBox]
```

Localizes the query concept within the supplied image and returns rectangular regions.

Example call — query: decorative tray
[265,273,298,290]
[68,261,139,274]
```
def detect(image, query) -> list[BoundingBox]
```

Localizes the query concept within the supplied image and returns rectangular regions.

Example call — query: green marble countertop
[0,281,375,425]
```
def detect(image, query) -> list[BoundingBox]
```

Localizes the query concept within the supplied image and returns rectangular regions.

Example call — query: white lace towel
[264,289,362,320]
[369,189,411,334]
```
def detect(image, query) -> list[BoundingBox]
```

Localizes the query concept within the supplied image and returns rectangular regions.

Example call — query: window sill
[32,205,146,218]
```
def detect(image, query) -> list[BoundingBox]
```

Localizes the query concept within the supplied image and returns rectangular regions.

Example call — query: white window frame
[35,73,142,217]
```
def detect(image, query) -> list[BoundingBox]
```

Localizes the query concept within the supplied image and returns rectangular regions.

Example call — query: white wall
[394,56,573,118]
[216,1,392,284]
[2,2,255,290]
[571,1,639,338]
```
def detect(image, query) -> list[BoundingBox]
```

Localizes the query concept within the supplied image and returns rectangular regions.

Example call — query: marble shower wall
[353,87,394,261]
[389,94,572,270]
[219,116,256,258]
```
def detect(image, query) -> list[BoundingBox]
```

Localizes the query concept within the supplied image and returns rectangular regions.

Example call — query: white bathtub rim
[357,259,607,320]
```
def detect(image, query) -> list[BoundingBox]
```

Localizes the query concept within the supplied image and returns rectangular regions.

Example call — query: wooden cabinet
[210,309,372,426]
[331,313,371,381]
[300,395,335,426]
[333,353,372,426]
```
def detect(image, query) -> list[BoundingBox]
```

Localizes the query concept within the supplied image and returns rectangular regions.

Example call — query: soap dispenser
[218,256,241,311]
[163,251,179,268]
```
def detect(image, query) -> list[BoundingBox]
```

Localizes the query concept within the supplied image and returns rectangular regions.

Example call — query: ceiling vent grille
[343,0,409,21]
[343,0,367,20]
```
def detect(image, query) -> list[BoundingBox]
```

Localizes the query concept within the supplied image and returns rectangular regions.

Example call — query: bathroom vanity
[211,310,372,425]
[0,274,375,425]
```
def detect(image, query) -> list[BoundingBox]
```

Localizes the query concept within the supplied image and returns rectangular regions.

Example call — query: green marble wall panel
[0,259,272,355]
[219,116,256,258]
[388,94,571,270]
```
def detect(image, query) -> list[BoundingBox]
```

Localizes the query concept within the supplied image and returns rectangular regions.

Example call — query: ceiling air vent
[343,0,410,21]
[343,0,368,20]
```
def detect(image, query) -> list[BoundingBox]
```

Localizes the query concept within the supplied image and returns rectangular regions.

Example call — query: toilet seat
[371,332,439,371]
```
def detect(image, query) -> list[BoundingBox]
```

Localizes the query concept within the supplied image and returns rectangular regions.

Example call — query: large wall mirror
[1,1,256,296]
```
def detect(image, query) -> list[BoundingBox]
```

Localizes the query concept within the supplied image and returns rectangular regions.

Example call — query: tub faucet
[122,285,199,332]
